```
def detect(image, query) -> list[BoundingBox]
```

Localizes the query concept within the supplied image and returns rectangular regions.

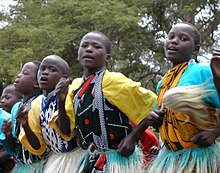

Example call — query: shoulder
[186,62,211,74]
[68,78,83,95]
[180,62,212,86]
[103,70,137,87]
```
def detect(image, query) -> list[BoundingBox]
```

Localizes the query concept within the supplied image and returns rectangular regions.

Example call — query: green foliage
[0,0,219,91]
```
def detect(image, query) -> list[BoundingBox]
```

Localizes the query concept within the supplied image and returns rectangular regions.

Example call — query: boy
[17,55,77,173]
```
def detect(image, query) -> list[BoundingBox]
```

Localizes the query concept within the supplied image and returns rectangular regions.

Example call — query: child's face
[1,86,20,113]
[14,62,39,95]
[38,57,63,93]
[164,23,196,66]
[78,32,108,74]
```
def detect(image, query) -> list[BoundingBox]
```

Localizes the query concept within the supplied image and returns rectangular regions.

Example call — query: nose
[1,97,5,104]
[17,73,21,78]
[170,37,178,44]
[42,69,49,75]
[85,45,93,52]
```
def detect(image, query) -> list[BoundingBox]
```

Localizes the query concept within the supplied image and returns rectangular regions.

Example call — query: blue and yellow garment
[149,60,220,173]
[19,94,77,155]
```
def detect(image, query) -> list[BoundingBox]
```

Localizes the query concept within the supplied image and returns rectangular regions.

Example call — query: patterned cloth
[13,97,43,164]
[19,94,77,155]
[50,69,157,173]
[157,61,219,151]
[40,95,77,153]
[74,70,133,150]
[149,60,220,173]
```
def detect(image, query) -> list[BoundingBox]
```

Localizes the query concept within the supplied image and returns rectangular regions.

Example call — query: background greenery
[0,0,219,92]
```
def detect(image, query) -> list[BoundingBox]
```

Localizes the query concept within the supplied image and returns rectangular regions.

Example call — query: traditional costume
[148,60,220,173]
[19,94,78,173]
[51,69,157,173]
[2,97,46,173]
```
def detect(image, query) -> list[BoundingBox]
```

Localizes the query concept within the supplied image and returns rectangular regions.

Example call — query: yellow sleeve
[49,78,83,141]
[19,96,47,155]
[103,70,157,125]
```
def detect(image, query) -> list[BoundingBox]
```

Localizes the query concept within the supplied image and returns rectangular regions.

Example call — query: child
[52,31,157,172]
[1,61,46,173]
[0,80,16,173]
[126,23,220,173]
[1,84,23,114]
[18,55,78,173]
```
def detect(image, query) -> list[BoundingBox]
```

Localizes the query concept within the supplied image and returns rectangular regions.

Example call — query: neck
[23,93,39,102]
[84,67,104,77]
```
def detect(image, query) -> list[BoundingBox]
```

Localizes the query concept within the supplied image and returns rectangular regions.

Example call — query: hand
[2,119,12,137]
[211,48,220,78]
[146,110,164,129]
[55,77,71,101]
[117,134,136,157]
[191,129,219,147]
[16,105,28,126]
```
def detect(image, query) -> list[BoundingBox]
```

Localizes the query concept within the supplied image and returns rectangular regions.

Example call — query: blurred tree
[0,0,219,91]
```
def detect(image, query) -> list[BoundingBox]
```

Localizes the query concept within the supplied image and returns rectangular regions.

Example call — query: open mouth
[14,80,19,86]
[82,54,94,60]
[167,46,178,52]
[40,77,48,83]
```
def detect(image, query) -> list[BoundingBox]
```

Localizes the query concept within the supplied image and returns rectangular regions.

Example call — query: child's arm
[117,110,163,157]
[191,122,220,147]
[55,77,71,135]
[17,105,41,150]
[192,48,220,147]
[2,119,16,153]
[211,48,220,97]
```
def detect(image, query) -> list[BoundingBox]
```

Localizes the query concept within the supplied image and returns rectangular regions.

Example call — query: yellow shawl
[158,62,217,151]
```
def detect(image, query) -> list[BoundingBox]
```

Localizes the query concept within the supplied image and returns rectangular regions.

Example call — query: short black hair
[43,55,69,76]
[90,31,112,54]
[179,22,201,46]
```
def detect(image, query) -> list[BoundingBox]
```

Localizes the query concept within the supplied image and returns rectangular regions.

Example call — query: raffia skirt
[147,143,220,173]
[11,159,46,173]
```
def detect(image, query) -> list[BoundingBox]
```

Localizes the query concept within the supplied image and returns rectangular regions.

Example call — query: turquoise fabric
[0,108,11,143]
[148,143,220,173]
[156,60,220,108]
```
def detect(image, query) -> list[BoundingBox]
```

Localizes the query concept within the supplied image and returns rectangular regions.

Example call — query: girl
[52,31,158,172]
[2,61,45,173]
[125,23,220,173]
[18,55,78,173]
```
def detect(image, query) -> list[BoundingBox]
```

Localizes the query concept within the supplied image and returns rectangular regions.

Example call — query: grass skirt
[11,159,46,173]
[147,143,220,173]
[43,148,83,173]
[76,147,144,173]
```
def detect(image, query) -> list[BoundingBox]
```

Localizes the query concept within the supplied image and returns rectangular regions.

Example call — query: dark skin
[1,85,22,114]
[38,56,71,135]
[2,62,42,151]
[57,32,111,136]
[191,48,220,147]
[118,23,220,156]
[16,56,71,151]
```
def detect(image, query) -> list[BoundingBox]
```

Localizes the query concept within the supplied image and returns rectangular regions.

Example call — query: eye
[167,34,174,40]
[180,36,187,41]
[81,43,87,48]
[94,44,102,49]
[4,95,10,100]
[22,70,29,75]
[49,67,57,72]
[39,66,45,71]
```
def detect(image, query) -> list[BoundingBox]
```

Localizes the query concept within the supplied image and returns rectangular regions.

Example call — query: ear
[105,54,111,63]
[193,44,200,54]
